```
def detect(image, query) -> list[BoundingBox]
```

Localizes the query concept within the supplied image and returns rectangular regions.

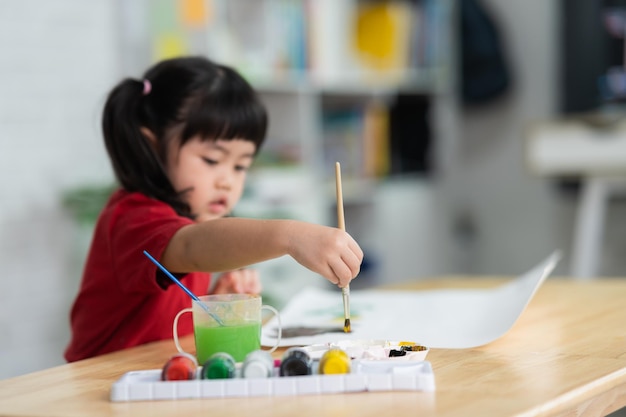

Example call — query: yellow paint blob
[319,348,351,375]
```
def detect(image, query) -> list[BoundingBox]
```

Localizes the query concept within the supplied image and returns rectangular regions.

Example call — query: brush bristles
[343,318,351,333]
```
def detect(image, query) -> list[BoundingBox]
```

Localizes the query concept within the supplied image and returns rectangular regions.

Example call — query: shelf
[246,67,449,97]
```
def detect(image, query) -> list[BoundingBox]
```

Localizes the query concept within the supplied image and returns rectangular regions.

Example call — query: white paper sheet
[261,252,561,349]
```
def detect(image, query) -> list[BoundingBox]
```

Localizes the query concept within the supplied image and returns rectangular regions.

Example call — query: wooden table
[2,278,626,417]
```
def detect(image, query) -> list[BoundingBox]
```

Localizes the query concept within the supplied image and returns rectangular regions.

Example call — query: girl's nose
[215,170,232,190]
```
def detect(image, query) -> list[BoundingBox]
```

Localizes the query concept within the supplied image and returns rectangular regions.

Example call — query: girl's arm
[161,218,363,288]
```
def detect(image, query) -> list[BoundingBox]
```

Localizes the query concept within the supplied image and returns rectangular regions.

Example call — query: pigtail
[101,79,190,216]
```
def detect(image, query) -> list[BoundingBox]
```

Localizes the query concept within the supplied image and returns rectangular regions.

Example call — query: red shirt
[64,190,211,362]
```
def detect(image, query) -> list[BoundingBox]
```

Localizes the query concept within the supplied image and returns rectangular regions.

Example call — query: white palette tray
[110,360,435,402]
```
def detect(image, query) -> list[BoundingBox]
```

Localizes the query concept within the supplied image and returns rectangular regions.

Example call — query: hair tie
[142,79,152,96]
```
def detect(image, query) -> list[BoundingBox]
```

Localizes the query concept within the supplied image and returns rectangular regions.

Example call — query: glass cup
[173,294,282,364]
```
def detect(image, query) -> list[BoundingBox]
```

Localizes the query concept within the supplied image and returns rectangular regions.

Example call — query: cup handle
[172,307,193,355]
[261,305,282,353]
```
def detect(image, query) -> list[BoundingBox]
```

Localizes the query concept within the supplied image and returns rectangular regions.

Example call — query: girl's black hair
[102,56,268,218]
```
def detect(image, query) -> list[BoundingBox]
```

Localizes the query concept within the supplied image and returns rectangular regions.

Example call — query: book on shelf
[322,107,364,181]
[363,100,391,178]
[352,0,414,72]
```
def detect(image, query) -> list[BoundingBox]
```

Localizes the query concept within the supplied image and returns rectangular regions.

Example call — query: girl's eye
[235,165,249,172]
[202,157,218,166]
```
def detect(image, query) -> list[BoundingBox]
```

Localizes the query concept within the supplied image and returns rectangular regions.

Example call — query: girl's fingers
[328,257,358,288]
[211,270,261,294]
[242,269,262,294]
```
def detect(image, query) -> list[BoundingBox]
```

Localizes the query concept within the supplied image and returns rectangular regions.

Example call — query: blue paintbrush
[143,250,224,326]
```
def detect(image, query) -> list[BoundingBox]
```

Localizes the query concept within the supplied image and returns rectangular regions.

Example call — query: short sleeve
[106,193,194,294]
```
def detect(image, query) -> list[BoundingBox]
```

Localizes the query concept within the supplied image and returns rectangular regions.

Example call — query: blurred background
[2,0,626,380]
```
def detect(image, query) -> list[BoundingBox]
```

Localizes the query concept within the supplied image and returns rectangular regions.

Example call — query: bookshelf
[119,0,458,305]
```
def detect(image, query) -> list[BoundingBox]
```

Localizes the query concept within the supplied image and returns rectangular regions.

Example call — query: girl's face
[166,136,256,222]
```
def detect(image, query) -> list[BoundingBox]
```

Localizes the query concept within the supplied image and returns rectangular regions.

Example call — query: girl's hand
[286,222,364,288]
[211,269,262,295]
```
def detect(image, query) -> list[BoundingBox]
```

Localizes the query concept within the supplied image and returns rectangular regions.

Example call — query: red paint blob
[161,354,197,381]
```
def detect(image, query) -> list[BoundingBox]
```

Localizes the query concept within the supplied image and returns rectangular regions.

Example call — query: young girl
[64,56,363,362]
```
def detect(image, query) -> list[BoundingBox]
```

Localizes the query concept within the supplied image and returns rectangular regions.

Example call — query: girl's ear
[140,127,157,149]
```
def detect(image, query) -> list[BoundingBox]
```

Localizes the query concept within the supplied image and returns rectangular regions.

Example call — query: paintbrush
[335,162,351,333]
[143,250,225,326]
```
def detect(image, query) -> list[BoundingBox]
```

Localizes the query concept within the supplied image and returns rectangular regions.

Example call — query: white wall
[448,0,570,276]
[0,0,119,378]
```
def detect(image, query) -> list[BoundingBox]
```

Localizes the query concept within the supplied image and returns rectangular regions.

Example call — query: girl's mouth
[208,198,228,214]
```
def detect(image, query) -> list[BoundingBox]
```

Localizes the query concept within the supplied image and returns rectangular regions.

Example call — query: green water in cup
[194,322,261,363]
